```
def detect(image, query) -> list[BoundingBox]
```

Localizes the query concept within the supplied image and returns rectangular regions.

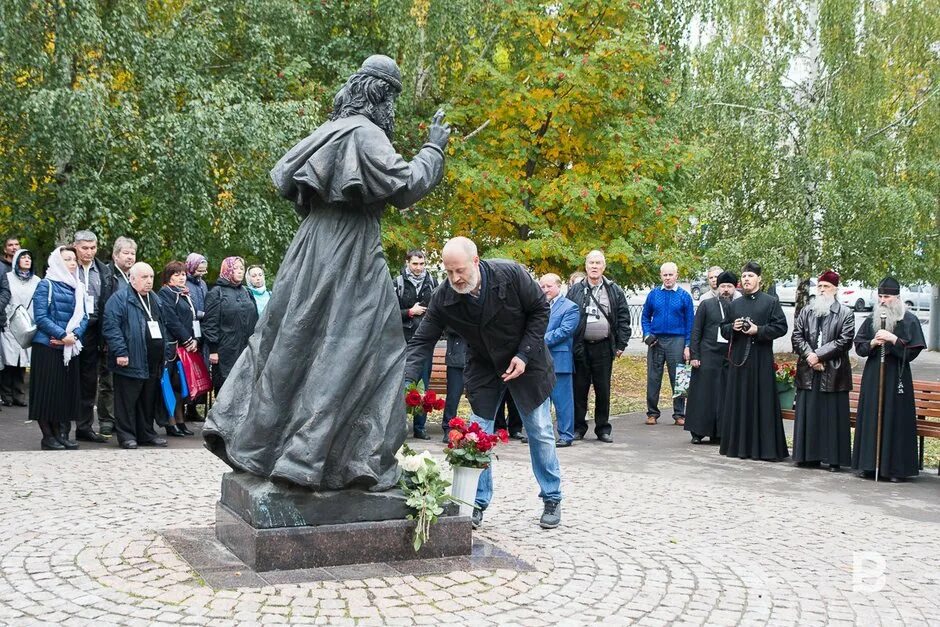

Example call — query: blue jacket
[545,296,580,374]
[32,279,89,347]
[641,286,695,345]
[102,288,169,380]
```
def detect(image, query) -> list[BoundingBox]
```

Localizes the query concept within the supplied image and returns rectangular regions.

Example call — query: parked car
[900,284,933,311]
[838,281,875,312]
[775,278,816,306]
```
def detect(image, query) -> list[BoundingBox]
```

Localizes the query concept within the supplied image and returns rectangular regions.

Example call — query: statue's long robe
[204,115,444,490]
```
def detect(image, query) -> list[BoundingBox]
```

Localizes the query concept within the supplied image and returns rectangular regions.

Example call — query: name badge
[717,327,728,344]
[192,320,202,338]
[147,321,162,340]
[85,294,95,315]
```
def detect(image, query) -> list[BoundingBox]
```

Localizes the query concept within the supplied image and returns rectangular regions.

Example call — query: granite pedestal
[216,472,472,571]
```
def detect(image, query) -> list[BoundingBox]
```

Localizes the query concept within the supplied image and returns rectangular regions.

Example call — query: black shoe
[555,439,572,448]
[573,432,585,441]
[690,435,703,444]
[597,433,613,443]
[1,400,12,407]
[140,437,168,447]
[413,430,431,440]
[75,429,107,443]
[709,437,721,445]
[55,435,79,450]
[165,425,185,437]
[471,507,483,529]
[177,423,194,436]
[41,437,65,450]
[519,435,528,444]
[120,440,138,449]
[99,422,113,437]
[509,432,525,441]
[888,477,901,483]
[12,400,27,407]
[540,501,561,529]
[828,465,840,472]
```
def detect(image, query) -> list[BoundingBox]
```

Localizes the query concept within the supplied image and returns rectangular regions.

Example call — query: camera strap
[727,329,752,368]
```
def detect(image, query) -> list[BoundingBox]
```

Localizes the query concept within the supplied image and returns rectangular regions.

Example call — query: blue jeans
[473,397,562,509]
[551,373,575,442]
[412,358,433,433]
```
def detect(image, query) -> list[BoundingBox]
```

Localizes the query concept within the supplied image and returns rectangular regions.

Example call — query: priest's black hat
[877,276,900,295]
[741,261,762,276]
[716,271,738,287]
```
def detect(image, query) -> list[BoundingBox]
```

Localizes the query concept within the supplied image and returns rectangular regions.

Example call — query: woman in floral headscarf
[202,256,258,392]
[184,253,209,320]
[30,246,89,450]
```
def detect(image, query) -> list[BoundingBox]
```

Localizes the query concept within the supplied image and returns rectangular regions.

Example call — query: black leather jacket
[791,301,855,392]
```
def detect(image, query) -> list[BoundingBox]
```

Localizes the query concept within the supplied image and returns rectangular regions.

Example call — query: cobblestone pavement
[0,419,938,626]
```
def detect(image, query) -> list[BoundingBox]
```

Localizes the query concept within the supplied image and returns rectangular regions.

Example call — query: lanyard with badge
[186,294,202,338]
[81,265,96,315]
[138,292,162,340]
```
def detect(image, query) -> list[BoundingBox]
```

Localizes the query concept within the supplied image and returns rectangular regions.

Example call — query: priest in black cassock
[852,277,926,482]
[684,270,737,444]
[791,270,854,471]
[718,261,789,461]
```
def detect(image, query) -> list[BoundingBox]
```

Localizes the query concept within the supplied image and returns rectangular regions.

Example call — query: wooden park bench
[429,346,448,395]
[781,375,940,474]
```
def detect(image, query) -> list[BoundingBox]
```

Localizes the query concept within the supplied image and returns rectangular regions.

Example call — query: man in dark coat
[718,261,789,461]
[97,236,136,437]
[101,262,169,449]
[404,237,562,530]
[852,277,926,482]
[684,270,736,444]
[567,250,632,442]
[791,270,854,470]
[69,230,113,443]
[394,249,438,439]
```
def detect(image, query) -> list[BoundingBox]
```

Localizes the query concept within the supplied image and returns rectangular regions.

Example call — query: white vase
[450,465,484,517]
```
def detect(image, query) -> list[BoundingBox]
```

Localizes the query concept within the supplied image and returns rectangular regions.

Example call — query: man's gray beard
[811,293,835,317]
[718,293,732,303]
[451,270,480,295]
[872,299,905,333]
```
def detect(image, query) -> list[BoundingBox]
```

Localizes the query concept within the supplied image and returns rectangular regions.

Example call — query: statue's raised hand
[428,108,451,150]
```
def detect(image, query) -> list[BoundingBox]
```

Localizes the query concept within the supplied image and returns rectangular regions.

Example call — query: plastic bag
[673,363,692,398]
[178,348,211,400]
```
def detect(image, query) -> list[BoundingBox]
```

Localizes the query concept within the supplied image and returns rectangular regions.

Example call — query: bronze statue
[204,55,450,491]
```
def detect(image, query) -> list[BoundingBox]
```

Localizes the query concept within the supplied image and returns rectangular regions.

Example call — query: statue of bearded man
[204,55,450,491]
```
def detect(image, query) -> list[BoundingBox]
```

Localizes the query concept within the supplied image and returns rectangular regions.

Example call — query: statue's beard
[812,293,835,317]
[872,299,905,333]
[371,100,395,140]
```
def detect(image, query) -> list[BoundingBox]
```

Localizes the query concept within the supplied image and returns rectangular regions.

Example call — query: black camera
[740,317,753,332]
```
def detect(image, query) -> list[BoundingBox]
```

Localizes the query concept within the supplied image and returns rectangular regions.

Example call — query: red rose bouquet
[444,417,509,468]
[773,361,796,385]
[404,381,446,418]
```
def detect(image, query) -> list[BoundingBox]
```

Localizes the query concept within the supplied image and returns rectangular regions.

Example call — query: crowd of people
[399,245,926,496]
[0,228,925,489]
[0,234,269,450]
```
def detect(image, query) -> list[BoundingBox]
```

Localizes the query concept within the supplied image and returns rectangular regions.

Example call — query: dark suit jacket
[545,296,580,374]
[404,260,554,418]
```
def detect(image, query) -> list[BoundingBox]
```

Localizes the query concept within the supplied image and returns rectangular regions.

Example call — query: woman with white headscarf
[30,246,88,450]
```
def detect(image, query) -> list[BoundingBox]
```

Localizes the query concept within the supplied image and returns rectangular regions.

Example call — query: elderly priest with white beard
[851,277,926,482]
[791,270,855,471]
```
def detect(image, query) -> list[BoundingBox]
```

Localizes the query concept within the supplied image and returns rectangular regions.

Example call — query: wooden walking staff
[875,313,887,482]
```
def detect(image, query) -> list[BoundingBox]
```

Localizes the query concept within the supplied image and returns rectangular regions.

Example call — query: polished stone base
[216,503,472,571]
[220,471,418,529]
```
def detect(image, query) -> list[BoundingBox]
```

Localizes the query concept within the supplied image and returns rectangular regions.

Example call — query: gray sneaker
[471,507,483,529]
[540,501,561,529]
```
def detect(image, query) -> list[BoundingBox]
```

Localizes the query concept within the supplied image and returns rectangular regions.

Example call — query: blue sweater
[641,286,694,344]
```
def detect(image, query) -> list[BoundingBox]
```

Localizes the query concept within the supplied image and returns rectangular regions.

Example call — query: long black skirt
[28,343,81,423]
[792,380,851,466]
